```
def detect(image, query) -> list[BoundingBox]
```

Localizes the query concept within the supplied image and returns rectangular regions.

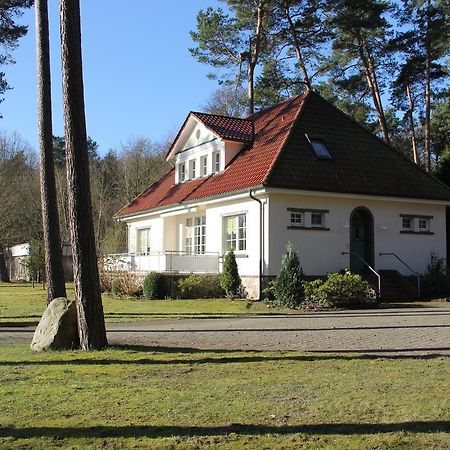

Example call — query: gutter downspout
[249,189,264,299]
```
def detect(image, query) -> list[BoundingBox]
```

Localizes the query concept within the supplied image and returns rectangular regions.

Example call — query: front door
[350,208,374,273]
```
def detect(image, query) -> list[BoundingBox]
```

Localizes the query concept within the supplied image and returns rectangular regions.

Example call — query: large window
[185,216,206,254]
[224,214,246,251]
[137,227,151,255]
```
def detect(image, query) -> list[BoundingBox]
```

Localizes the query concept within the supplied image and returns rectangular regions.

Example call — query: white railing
[101,251,220,274]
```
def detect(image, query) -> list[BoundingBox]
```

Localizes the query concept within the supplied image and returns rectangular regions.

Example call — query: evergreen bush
[143,272,166,300]
[273,242,304,308]
[421,257,450,299]
[178,274,224,299]
[220,250,241,299]
[304,270,376,308]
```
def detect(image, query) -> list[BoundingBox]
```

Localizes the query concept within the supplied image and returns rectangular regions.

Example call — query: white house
[113,91,450,298]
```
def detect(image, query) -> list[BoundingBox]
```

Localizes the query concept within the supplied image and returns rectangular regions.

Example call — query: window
[418,218,429,231]
[225,214,246,251]
[290,212,303,225]
[201,155,208,176]
[214,152,220,173]
[311,213,324,227]
[185,216,206,254]
[400,214,433,234]
[306,134,332,160]
[402,217,412,230]
[137,228,151,255]
[189,159,196,179]
[287,207,329,230]
[179,163,186,182]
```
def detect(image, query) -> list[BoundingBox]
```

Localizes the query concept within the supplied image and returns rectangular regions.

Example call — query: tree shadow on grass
[0,421,448,439]
[0,345,447,366]
[0,321,39,328]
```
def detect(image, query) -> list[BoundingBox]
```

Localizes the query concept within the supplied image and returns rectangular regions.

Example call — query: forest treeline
[0,0,449,255]
[0,132,170,253]
[192,0,449,170]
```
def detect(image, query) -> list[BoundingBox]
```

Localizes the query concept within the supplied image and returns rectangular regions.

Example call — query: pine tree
[220,250,241,299]
[60,0,107,350]
[274,242,304,308]
[35,0,66,303]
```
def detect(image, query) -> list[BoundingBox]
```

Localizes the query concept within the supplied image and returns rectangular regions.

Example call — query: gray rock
[30,297,79,352]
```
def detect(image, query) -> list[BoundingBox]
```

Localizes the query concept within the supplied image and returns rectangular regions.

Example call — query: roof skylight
[305,134,332,160]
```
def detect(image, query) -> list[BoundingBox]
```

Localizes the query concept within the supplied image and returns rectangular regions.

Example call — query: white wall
[268,193,447,276]
[127,216,164,253]
[206,197,263,277]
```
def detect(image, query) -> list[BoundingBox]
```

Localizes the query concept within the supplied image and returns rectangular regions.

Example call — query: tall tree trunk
[406,84,419,164]
[282,0,311,89]
[355,33,390,143]
[35,0,66,304]
[247,0,266,116]
[424,44,431,172]
[0,244,9,282]
[59,0,107,350]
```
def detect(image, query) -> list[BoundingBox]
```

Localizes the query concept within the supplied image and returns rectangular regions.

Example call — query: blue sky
[0,0,223,155]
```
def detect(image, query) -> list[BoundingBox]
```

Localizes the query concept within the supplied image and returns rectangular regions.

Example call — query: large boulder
[30,297,79,352]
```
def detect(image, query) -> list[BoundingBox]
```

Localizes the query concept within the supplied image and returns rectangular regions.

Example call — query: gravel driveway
[2,306,450,355]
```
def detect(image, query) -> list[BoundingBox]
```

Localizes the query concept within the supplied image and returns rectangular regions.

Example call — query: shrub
[220,250,241,299]
[143,272,167,300]
[421,256,450,299]
[115,272,142,297]
[304,271,376,309]
[273,243,304,308]
[178,274,224,299]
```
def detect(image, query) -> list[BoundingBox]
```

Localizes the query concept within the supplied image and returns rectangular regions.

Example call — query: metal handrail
[342,251,381,301]
[379,252,420,297]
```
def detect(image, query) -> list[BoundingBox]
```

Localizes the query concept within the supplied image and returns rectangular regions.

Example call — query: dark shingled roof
[266,93,450,201]
[116,91,450,218]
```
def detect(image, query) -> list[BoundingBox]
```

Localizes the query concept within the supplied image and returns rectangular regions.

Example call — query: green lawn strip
[0,345,448,449]
[1,283,448,327]
[0,283,292,325]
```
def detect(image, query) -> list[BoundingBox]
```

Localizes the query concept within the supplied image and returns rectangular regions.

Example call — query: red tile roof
[191,112,254,143]
[116,91,450,218]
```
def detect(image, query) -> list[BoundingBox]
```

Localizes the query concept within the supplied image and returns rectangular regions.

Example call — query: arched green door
[350,208,374,273]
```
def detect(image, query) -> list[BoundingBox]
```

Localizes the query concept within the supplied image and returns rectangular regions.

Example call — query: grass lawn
[0,283,293,326]
[0,345,448,449]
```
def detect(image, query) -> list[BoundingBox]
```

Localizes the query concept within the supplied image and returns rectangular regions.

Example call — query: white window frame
[224,214,246,252]
[185,216,206,254]
[290,212,304,226]
[213,151,220,173]
[400,214,432,233]
[201,155,208,176]
[417,218,430,231]
[136,227,151,255]
[179,163,186,182]
[402,217,413,230]
[311,212,324,227]
[189,159,196,179]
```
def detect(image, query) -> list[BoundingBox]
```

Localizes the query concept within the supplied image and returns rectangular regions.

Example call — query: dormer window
[214,152,220,173]
[306,134,332,160]
[179,163,186,182]
[189,160,196,179]
[201,156,208,176]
